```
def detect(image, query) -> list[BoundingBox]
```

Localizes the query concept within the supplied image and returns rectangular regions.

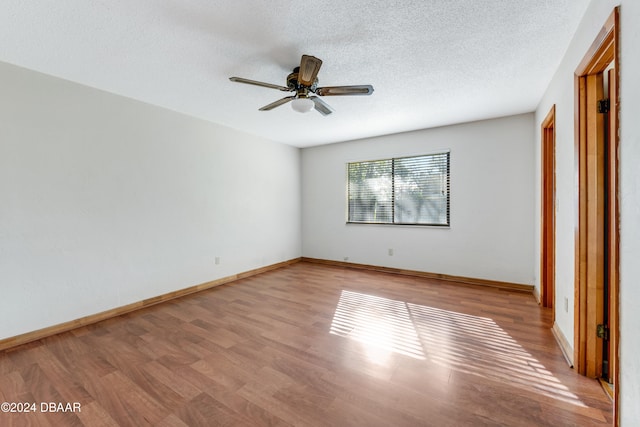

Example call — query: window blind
[347,152,450,226]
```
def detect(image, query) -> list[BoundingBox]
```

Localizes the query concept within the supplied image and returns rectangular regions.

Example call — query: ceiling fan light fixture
[291,97,314,113]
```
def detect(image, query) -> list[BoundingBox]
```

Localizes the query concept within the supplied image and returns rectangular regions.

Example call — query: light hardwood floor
[0,262,612,426]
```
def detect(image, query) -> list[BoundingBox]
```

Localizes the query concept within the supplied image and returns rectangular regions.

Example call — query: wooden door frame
[605,64,619,392]
[540,105,556,315]
[573,6,619,423]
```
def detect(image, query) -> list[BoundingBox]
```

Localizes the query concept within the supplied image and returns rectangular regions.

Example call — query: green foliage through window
[347,152,450,226]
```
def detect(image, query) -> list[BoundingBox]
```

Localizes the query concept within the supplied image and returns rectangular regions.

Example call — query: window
[347,152,450,226]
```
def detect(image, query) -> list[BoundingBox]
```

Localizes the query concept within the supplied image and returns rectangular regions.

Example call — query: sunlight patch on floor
[329,289,586,407]
[330,290,425,362]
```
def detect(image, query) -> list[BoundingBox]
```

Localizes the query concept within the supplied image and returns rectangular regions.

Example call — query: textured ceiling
[1,1,590,148]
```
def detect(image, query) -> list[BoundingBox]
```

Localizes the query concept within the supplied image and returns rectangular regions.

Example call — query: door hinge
[597,99,610,114]
[597,324,610,340]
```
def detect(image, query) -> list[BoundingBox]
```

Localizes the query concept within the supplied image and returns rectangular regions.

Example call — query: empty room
[1,1,639,426]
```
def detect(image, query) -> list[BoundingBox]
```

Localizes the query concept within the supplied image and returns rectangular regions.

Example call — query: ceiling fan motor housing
[287,69,318,94]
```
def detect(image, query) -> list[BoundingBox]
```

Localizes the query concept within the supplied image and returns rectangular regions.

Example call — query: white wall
[302,114,535,285]
[535,0,640,423]
[0,61,301,340]
[618,1,640,424]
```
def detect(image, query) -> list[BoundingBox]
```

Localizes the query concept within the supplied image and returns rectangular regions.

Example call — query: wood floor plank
[0,262,612,426]
[74,401,119,427]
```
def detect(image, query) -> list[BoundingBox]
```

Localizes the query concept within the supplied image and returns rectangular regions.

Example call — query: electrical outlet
[564,297,569,312]
[388,248,394,256]
[215,257,220,265]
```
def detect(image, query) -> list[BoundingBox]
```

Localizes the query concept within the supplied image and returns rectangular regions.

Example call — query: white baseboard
[551,322,574,367]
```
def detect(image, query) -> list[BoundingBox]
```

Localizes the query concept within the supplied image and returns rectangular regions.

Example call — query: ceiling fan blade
[298,55,323,86]
[229,77,292,92]
[310,96,334,116]
[259,96,296,111]
[315,85,374,96]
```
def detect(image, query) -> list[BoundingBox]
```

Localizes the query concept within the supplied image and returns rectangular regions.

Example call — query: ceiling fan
[229,55,374,116]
